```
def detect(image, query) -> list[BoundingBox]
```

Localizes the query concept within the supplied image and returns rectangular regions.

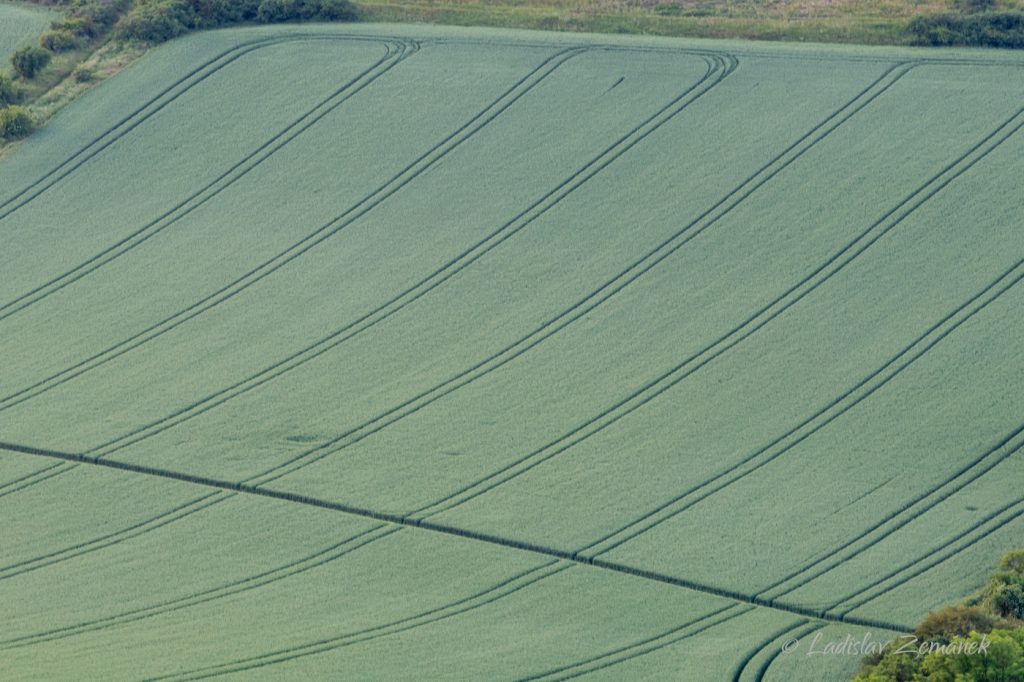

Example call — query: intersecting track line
[0,50,727,592]
[0,57,999,643]
[0,37,416,324]
[0,438,912,632]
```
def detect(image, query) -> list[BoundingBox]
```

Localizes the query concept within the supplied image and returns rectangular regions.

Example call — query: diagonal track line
[0,38,416,324]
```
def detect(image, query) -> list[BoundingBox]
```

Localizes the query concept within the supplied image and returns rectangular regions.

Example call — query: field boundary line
[0,438,915,632]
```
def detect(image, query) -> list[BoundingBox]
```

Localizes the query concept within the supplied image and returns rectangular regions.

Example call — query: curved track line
[0,32,418,221]
[730,619,809,682]
[0,439,915,632]
[0,44,594,413]
[752,623,824,682]
[516,603,744,681]
[143,561,570,682]
[0,37,415,324]
[211,58,911,492]
[758,422,1024,601]
[578,250,1024,561]
[66,50,729,460]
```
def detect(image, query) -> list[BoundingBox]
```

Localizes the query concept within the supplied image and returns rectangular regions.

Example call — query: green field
[1,22,1023,680]
[0,1,54,61]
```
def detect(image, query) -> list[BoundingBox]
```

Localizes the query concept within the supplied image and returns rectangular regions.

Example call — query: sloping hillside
[0,24,1022,680]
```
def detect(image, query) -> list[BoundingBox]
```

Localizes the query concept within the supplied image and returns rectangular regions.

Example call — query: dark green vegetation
[1,24,1023,679]
[855,551,1024,680]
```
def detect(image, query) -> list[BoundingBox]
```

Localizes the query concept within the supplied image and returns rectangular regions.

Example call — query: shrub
[40,29,82,52]
[908,12,1024,48]
[0,106,35,140]
[51,16,99,38]
[916,604,997,642]
[72,0,133,30]
[0,73,19,105]
[984,550,1024,619]
[955,0,996,12]
[73,66,95,83]
[257,0,356,23]
[115,3,192,42]
[11,46,52,80]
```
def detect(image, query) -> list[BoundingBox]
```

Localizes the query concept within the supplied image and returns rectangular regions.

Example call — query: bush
[257,0,356,23]
[984,550,1024,619]
[73,66,95,83]
[71,0,133,30]
[11,46,52,80]
[908,12,1024,48]
[40,29,82,52]
[916,604,997,642]
[0,73,19,105]
[0,106,35,140]
[51,16,99,38]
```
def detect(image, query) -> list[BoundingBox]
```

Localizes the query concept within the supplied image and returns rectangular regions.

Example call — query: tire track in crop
[516,603,746,681]
[729,619,810,682]
[188,58,916,493]
[0,43,600,493]
[143,561,571,682]
[755,423,1024,602]
[576,243,1024,562]
[0,43,600,413]
[44,49,731,461]
[399,86,1024,530]
[4,73,1011,647]
[0,461,75,499]
[0,32,412,222]
[0,438,916,632]
[751,623,824,682]
[0,51,729,638]
[831,486,1024,617]
[0,491,230,583]
[0,524,398,650]
[0,37,416,324]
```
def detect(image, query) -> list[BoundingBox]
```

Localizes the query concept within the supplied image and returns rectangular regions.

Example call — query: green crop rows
[1,23,1022,680]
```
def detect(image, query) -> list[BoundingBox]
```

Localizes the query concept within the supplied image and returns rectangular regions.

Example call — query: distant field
[1,23,1023,680]
[0,2,54,61]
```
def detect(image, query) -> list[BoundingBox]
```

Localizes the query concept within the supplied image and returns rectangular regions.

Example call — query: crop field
[1,21,1023,680]
[0,2,54,61]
